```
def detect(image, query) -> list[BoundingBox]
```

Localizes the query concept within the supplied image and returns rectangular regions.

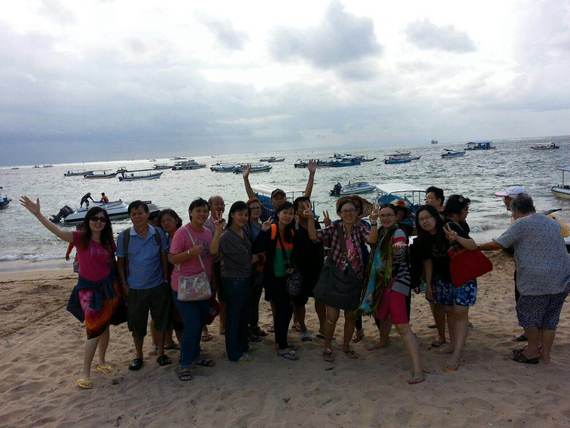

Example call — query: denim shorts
[516,293,568,330]
[433,277,477,307]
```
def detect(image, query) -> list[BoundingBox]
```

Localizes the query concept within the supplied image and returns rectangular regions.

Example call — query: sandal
[201,333,213,342]
[192,358,216,367]
[128,358,143,371]
[408,374,426,385]
[76,378,93,389]
[512,351,539,364]
[157,355,172,367]
[343,348,359,359]
[95,364,113,375]
[323,349,335,363]
[277,349,299,361]
[176,366,193,381]
[352,329,365,343]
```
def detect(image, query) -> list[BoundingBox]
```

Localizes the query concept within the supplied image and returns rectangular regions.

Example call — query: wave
[0,254,64,263]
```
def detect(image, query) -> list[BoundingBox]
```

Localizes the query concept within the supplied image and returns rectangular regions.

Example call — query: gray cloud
[406,19,475,53]
[38,0,75,25]
[200,18,249,50]
[270,1,382,70]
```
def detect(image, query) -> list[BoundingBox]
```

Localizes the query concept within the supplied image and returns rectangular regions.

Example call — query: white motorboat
[331,181,377,196]
[172,159,206,170]
[441,149,465,159]
[84,170,117,179]
[552,167,570,199]
[153,163,174,170]
[531,142,559,151]
[259,156,285,163]
[210,162,240,172]
[0,187,11,210]
[118,171,163,181]
[233,164,272,174]
[465,141,495,150]
[64,170,94,177]
[50,200,160,225]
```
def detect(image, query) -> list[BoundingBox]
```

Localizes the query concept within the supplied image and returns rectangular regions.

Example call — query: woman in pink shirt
[20,196,121,390]
[169,198,223,381]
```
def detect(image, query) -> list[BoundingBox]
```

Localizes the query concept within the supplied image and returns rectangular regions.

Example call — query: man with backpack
[117,200,171,371]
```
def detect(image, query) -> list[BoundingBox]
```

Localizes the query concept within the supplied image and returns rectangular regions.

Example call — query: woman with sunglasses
[20,196,121,389]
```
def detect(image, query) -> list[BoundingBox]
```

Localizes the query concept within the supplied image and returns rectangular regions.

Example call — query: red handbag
[448,248,493,287]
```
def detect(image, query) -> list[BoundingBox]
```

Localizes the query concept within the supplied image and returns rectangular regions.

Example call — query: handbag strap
[181,226,207,272]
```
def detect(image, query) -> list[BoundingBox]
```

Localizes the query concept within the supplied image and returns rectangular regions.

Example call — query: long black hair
[275,201,295,243]
[415,204,444,237]
[226,201,248,229]
[79,207,114,251]
[158,209,183,230]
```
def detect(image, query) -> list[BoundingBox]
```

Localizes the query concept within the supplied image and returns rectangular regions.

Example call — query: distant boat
[153,163,174,170]
[119,171,163,181]
[531,142,559,151]
[64,170,94,177]
[170,156,187,160]
[330,181,377,196]
[441,149,465,159]
[259,156,285,163]
[0,187,11,210]
[360,157,376,162]
[210,163,240,172]
[431,140,439,145]
[233,164,272,174]
[33,165,40,168]
[465,141,495,150]
[172,160,207,170]
[384,152,421,164]
[42,164,53,168]
[294,159,309,168]
[84,170,117,179]
[551,167,570,199]
[319,158,361,168]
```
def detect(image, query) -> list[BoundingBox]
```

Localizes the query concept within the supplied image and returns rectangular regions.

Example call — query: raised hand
[369,203,380,222]
[214,217,225,233]
[242,164,251,179]
[322,210,331,227]
[261,218,273,232]
[307,159,317,174]
[20,196,41,217]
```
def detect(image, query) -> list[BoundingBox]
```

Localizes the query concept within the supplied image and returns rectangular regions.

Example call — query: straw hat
[336,195,373,217]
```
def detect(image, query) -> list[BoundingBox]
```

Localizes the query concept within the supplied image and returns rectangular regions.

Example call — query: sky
[1,0,569,165]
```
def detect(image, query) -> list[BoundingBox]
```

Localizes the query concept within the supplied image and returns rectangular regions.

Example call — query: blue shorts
[517,293,567,330]
[433,277,477,307]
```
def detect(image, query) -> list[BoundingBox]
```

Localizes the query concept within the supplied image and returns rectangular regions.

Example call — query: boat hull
[119,172,163,181]
[84,173,117,179]
[552,186,570,199]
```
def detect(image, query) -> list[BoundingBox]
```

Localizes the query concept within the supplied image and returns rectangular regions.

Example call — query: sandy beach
[0,252,569,428]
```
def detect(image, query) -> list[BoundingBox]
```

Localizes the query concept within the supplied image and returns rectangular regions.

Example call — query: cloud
[200,18,249,50]
[38,0,75,25]
[270,1,382,71]
[406,19,475,53]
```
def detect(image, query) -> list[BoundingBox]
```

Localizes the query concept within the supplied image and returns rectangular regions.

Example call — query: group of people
[19,163,570,389]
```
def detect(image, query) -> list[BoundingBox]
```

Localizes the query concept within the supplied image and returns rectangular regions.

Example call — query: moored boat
[330,181,377,196]
[118,171,163,181]
[531,142,559,151]
[84,170,117,179]
[294,159,309,168]
[465,141,495,150]
[0,187,11,210]
[210,162,240,172]
[153,163,174,170]
[552,167,570,199]
[259,156,285,163]
[64,170,94,177]
[50,200,160,225]
[233,164,272,174]
[441,149,465,159]
[172,160,207,170]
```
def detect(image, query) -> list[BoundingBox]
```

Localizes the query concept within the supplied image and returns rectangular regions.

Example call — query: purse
[177,227,212,302]
[276,229,303,296]
[448,247,493,287]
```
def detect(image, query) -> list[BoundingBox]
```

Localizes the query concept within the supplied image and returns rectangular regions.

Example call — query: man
[243,160,317,221]
[80,192,94,208]
[117,200,171,371]
[100,192,109,203]
[478,194,570,364]
[425,186,445,215]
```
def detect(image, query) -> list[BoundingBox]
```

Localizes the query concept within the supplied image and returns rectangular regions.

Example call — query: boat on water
[153,163,173,170]
[118,171,163,181]
[330,181,377,196]
[431,139,439,145]
[50,200,160,225]
[64,170,94,177]
[531,142,559,151]
[252,184,306,212]
[441,149,465,159]
[294,159,309,168]
[170,156,187,160]
[259,156,285,163]
[42,164,53,168]
[233,164,272,174]
[172,160,207,170]
[318,158,361,168]
[384,152,421,164]
[0,187,11,210]
[360,156,376,162]
[465,141,495,150]
[84,170,118,179]
[210,162,240,172]
[376,182,426,212]
[552,167,570,199]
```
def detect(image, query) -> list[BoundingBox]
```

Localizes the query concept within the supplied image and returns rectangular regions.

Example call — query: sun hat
[336,195,373,217]
[495,185,526,197]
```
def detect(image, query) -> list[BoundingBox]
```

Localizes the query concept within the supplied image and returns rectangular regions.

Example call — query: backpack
[122,227,163,276]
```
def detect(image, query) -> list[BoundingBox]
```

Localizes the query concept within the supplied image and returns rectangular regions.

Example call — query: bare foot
[444,358,460,372]
[436,344,455,354]
[408,372,426,384]
[367,339,389,351]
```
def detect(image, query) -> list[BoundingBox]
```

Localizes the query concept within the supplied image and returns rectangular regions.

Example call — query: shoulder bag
[177,227,212,302]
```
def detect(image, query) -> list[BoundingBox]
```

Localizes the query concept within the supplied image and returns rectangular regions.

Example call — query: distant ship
[431,140,438,145]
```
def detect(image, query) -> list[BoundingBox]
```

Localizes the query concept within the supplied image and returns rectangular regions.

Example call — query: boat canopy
[375,182,425,195]
[252,184,305,197]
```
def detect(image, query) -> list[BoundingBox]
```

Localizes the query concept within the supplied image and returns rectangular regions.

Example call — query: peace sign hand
[322,210,331,227]
[261,218,273,232]
[369,203,380,222]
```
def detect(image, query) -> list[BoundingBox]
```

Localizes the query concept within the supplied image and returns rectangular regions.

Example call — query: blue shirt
[116,225,169,290]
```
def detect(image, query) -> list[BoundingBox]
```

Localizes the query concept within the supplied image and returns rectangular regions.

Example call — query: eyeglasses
[90,216,107,223]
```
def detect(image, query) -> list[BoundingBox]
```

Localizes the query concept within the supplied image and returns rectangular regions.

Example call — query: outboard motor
[50,205,74,223]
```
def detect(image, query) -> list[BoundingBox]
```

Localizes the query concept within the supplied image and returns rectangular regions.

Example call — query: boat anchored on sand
[330,181,377,197]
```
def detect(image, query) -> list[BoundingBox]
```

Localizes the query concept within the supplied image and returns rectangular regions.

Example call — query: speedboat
[259,156,285,163]
[172,160,206,170]
[465,141,495,150]
[0,187,11,210]
[210,162,240,172]
[552,167,570,199]
[233,164,272,174]
[118,171,163,181]
[441,149,465,159]
[50,200,160,225]
[64,170,94,177]
[331,181,377,196]
[294,159,309,168]
[319,158,361,167]
[531,142,559,151]
[84,170,118,179]
[153,163,174,170]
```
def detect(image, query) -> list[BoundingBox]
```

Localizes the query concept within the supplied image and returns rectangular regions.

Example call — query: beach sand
[1,253,569,428]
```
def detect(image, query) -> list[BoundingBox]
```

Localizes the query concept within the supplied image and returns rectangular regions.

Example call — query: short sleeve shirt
[220,229,252,278]
[494,214,570,296]
[169,224,213,292]
[73,232,114,282]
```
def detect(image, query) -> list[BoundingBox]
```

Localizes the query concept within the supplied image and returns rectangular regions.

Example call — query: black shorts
[128,285,172,337]
[517,293,567,330]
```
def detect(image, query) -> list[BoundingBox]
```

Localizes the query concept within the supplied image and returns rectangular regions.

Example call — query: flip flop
[157,355,172,367]
[95,364,113,375]
[443,364,459,373]
[128,358,144,371]
[322,349,335,363]
[176,367,193,381]
[192,358,216,367]
[76,378,93,389]
[512,351,539,364]
[277,349,299,361]
[408,375,426,385]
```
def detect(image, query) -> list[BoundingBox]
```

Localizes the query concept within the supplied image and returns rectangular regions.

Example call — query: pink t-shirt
[72,231,115,282]
[169,223,213,292]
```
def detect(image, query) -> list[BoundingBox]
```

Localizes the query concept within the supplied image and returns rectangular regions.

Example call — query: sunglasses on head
[90,216,107,223]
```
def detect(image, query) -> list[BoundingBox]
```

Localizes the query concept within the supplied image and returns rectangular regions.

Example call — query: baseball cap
[495,185,526,197]
[271,188,286,198]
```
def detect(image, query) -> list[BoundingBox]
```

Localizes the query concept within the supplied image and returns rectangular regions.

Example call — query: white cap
[495,185,526,197]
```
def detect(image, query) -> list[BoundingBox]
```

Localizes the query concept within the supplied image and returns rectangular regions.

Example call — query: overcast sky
[1,0,569,165]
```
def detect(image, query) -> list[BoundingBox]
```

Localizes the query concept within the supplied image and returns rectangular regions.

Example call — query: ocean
[1,138,569,265]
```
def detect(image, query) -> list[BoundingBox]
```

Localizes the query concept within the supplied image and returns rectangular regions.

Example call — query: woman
[157,209,184,349]
[246,198,267,339]
[309,197,379,362]
[20,196,121,389]
[292,196,324,341]
[253,202,299,360]
[415,200,477,371]
[169,198,223,381]
[360,205,424,384]
[220,201,254,362]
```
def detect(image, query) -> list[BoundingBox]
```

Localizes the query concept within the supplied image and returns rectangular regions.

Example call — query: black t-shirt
[293,220,324,285]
